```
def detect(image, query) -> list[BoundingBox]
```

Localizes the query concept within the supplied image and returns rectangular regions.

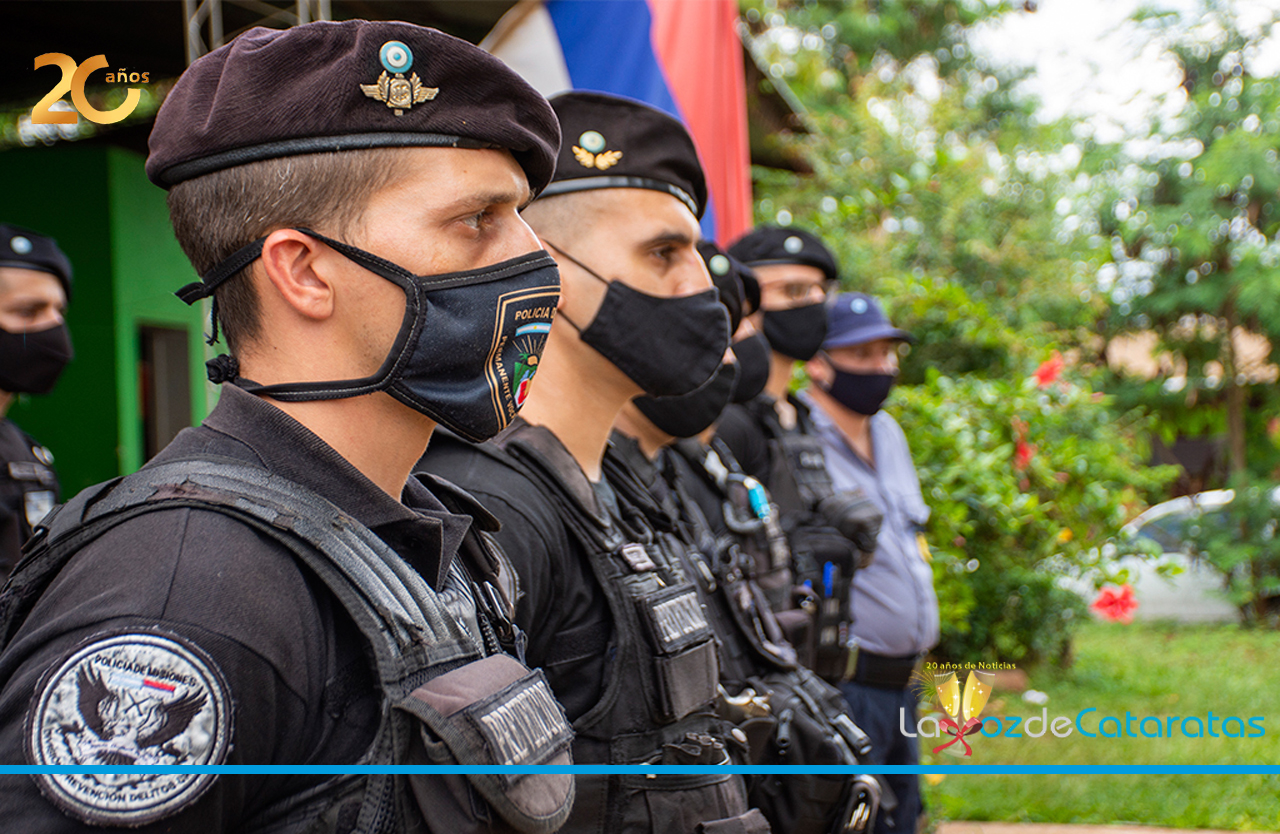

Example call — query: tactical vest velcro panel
[1,457,573,834]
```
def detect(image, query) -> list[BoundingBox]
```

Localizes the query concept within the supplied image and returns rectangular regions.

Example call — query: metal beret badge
[360,40,438,116]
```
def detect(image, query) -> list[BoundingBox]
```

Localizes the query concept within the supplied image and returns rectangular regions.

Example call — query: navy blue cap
[0,223,73,302]
[823,292,912,349]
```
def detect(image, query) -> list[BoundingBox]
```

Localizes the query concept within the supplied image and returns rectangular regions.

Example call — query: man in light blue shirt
[801,292,939,834]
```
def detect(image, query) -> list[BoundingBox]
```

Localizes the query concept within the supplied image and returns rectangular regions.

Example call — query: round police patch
[708,254,731,276]
[783,234,803,254]
[26,632,233,826]
[850,297,868,314]
[10,235,32,255]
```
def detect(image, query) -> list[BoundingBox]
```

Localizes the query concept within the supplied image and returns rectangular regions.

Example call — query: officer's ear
[258,228,337,322]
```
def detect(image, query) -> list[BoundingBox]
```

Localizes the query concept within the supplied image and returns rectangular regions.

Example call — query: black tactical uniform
[0,385,532,830]
[425,420,762,834]
[0,19,575,834]
[0,419,57,578]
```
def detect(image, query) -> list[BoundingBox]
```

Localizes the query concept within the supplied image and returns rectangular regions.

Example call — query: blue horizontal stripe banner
[3,765,1278,775]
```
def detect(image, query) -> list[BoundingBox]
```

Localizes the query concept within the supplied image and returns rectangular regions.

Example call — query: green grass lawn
[922,620,1280,829]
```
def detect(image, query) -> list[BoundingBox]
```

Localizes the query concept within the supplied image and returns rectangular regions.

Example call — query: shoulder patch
[26,631,233,826]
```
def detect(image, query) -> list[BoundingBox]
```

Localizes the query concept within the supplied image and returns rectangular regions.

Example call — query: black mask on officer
[633,361,739,439]
[729,332,770,403]
[546,242,730,399]
[178,229,560,443]
[0,322,73,395]
[820,353,896,416]
[763,301,829,361]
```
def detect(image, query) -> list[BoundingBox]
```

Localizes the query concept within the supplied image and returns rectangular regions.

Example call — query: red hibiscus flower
[1033,352,1065,388]
[1091,584,1138,624]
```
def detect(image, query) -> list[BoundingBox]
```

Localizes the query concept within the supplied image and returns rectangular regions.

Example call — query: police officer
[419,92,768,834]
[716,226,882,683]
[609,244,881,834]
[0,224,72,579]
[801,293,940,834]
[0,21,574,832]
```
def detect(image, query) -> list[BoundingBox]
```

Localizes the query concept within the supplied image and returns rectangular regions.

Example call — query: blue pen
[823,562,835,598]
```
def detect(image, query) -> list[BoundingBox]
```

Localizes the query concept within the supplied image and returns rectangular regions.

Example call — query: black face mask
[729,332,770,403]
[822,364,897,416]
[763,301,828,361]
[547,243,730,398]
[179,229,560,443]
[634,361,739,438]
[0,322,73,395]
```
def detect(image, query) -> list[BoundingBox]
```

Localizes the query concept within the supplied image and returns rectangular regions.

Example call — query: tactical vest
[491,426,766,834]
[0,457,574,834]
[748,399,864,681]
[606,439,880,834]
[0,424,58,577]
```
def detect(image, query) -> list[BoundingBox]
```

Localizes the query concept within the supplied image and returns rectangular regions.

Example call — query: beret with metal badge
[146,20,561,194]
[0,223,73,302]
[728,225,839,284]
[539,91,707,219]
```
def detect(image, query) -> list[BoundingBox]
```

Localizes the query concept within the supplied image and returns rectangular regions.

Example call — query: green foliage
[892,370,1176,664]
[1184,472,1280,626]
[746,0,1178,665]
[1096,2,1280,478]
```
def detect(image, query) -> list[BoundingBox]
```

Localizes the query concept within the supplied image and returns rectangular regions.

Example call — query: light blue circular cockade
[579,131,606,153]
[380,40,413,74]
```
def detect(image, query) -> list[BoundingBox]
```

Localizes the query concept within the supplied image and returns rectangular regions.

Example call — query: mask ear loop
[541,239,611,335]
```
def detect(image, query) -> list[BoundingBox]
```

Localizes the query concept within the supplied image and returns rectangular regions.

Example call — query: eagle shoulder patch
[26,631,233,826]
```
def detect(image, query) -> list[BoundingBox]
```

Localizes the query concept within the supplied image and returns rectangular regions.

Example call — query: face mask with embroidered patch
[176,228,560,443]
[546,242,730,398]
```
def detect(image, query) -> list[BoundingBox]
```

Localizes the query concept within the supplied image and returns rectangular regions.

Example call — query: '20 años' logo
[31,54,150,126]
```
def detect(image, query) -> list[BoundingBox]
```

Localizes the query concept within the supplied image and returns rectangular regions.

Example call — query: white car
[1117,488,1280,622]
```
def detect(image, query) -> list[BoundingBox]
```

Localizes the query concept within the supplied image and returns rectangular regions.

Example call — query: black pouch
[734,669,875,834]
[399,654,575,834]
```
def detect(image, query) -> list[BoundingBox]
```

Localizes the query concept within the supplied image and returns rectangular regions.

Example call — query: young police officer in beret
[716,227,883,685]
[0,20,575,833]
[0,225,73,580]
[419,92,768,834]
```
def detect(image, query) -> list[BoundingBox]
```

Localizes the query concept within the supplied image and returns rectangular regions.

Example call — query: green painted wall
[0,144,207,495]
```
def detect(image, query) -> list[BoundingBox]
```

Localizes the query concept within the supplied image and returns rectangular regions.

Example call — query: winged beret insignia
[360,40,438,116]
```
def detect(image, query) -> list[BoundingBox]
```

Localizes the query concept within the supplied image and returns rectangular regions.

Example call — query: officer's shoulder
[419,431,562,540]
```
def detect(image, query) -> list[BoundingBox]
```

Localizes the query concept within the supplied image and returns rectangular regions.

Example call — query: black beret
[0,224,72,302]
[728,225,839,284]
[146,20,560,194]
[540,91,707,219]
[697,240,756,332]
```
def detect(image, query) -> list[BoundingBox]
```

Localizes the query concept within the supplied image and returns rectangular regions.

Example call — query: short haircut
[521,189,615,249]
[166,148,403,353]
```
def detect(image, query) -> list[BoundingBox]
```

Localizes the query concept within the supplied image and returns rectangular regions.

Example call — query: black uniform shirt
[0,418,59,579]
[714,400,774,486]
[419,419,611,722]
[0,384,474,832]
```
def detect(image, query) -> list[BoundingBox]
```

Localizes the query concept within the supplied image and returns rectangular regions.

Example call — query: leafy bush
[891,364,1177,665]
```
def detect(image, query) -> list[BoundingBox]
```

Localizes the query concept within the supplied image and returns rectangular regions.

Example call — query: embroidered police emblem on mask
[572,130,623,170]
[490,287,558,420]
[360,40,438,116]
[27,632,233,826]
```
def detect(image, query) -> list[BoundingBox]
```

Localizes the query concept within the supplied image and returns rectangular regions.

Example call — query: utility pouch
[400,654,575,834]
[730,669,877,834]
[638,583,719,722]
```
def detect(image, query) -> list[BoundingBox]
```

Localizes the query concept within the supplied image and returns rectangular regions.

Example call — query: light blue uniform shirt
[801,391,940,657]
